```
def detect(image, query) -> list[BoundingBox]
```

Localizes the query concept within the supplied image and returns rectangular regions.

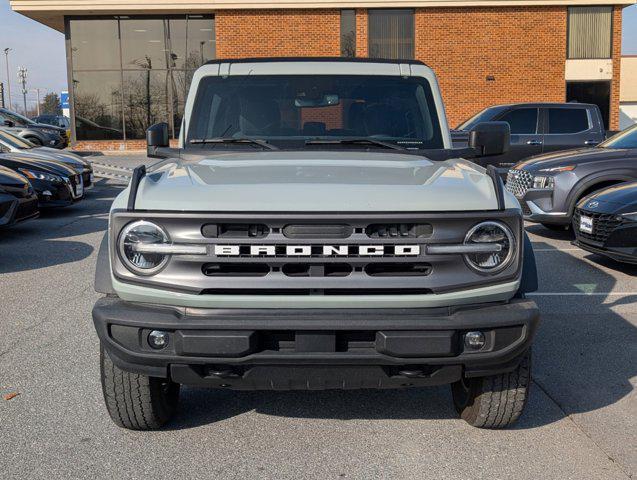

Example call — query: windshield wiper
[305,138,407,151]
[189,137,278,150]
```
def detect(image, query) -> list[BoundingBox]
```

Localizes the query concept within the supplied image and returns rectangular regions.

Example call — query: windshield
[0,108,35,126]
[0,129,34,149]
[455,106,505,131]
[187,75,444,150]
[598,124,637,149]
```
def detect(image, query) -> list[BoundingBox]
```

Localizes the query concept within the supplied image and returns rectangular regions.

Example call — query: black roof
[204,57,429,67]
[494,102,597,109]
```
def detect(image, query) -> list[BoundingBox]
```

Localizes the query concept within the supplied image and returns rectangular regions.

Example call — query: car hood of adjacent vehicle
[0,152,80,177]
[22,147,90,171]
[126,151,513,212]
[0,165,30,188]
[514,147,631,173]
[580,180,637,214]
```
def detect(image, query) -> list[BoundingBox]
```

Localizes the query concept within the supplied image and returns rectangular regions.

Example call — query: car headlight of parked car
[532,175,555,190]
[18,168,63,183]
[621,212,637,221]
[463,221,516,273]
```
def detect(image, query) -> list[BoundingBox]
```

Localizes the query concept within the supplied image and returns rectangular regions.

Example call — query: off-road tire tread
[100,347,179,430]
[454,349,531,429]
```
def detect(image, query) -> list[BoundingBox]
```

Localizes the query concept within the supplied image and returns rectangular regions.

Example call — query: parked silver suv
[92,58,539,430]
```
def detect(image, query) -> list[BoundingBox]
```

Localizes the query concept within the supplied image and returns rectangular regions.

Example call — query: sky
[0,0,636,112]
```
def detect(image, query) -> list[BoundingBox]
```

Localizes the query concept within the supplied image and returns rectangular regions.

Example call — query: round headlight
[118,220,170,275]
[464,221,516,273]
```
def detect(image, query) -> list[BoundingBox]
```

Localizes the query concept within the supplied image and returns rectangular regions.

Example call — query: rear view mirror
[146,122,169,156]
[469,122,510,157]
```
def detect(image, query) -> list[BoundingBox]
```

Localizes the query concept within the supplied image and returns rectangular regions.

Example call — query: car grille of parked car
[505,170,534,198]
[573,209,626,244]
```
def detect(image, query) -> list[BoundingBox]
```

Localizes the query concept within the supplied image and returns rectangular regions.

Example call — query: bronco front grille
[506,170,533,198]
[111,211,523,296]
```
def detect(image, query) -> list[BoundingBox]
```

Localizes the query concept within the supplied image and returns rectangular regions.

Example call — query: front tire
[100,346,179,430]
[451,349,531,429]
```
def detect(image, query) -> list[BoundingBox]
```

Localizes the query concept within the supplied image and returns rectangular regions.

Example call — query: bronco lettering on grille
[213,245,421,257]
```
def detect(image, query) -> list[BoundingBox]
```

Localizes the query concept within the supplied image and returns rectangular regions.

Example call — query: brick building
[9,0,636,150]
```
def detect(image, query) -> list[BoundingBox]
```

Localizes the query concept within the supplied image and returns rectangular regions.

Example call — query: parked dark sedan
[573,181,637,264]
[0,108,68,148]
[0,129,94,188]
[505,124,637,230]
[0,165,39,226]
[0,153,84,207]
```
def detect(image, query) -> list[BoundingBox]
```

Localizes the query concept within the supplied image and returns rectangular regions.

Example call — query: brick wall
[414,6,567,128]
[610,6,623,131]
[215,9,340,58]
[74,5,624,150]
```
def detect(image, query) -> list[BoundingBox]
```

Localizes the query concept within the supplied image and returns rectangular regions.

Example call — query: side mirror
[3,120,15,128]
[146,122,169,155]
[469,121,510,157]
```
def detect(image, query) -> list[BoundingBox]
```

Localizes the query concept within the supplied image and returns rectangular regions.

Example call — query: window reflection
[72,71,124,140]
[69,15,214,141]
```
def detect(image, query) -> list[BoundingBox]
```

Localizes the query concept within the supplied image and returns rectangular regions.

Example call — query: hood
[130,151,508,212]
[0,165,29,188]
[515,147,629,173]
[28,122,65,133]
[24,147,90,170]
[0,152,80,177]
[580,181,637,214]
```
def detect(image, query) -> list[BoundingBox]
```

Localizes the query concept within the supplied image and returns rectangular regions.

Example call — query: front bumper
[0,191,39,227]
[93,297,540,390]
[518,189,570,225]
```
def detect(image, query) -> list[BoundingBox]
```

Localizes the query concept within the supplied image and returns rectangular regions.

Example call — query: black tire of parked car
[100,346,180,430]
[451,348,531,428]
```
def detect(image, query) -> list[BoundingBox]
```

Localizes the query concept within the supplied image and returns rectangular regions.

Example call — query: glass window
[69,15,214,141]
[456,106,506,131]
[498,108,539,134]
[568,7,612,59]
[547,108,590,134]
[120,19,170,70]
[187,74,443,150]
[123,70,173,139]
[340,10,356,58]
[72,71,124,140]
[70,19,121,70]
[368,9,414,60]
[186,17,216,70]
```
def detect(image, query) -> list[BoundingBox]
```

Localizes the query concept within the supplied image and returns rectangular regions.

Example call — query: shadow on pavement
[0,180,122,274]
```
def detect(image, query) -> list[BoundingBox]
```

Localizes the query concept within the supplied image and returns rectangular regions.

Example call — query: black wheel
[25,136,42,146]
[100,346,179,430]
[541,223,570,232]
[451,349,531,429]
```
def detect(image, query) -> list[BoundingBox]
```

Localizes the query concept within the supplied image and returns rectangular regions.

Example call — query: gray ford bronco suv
[93,58,540,430]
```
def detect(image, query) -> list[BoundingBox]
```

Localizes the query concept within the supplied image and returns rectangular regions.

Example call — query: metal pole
[17,66,27,115]
[3,48,11,110]
[35,88,40,116]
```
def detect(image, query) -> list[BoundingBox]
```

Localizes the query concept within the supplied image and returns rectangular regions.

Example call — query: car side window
[497,108,538,134]
[547,108,590,134]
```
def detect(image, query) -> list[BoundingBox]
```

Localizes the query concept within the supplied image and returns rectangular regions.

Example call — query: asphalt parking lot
[0,168,635,479]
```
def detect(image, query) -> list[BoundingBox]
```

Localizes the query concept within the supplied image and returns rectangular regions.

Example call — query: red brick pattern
[215,9,341,58]
[610,6,622,130]
[414,6,568,128]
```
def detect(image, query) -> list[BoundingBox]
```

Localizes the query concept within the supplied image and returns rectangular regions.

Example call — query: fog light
[148,330,169,349]
[465,331,486,350]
